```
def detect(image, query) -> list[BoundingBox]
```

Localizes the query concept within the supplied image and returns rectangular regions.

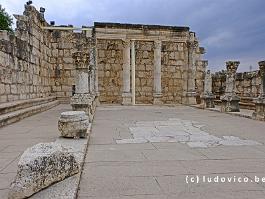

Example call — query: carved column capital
[202,60,208,68]
[122,39,130,49]
[154,40,162,50]
[226,61,240,75]
[187,41,198,50]
[72,51,90,69]
[258,61,265,77]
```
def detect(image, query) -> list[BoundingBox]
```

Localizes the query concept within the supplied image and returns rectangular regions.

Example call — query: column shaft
[123,40,131,93]
[131,40,136,105]
[154,40,162,93]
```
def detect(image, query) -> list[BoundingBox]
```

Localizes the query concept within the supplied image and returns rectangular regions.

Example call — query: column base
[182,91,197,105]
[153,93,163,105]
[201,93,215,108]
[70,93,96,122]
[122,93,132,105]
[220,94,240,112]
[252,97,265,121]
[94,92,100,106]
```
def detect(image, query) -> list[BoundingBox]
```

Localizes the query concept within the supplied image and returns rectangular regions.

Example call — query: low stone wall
[212,71,261,98]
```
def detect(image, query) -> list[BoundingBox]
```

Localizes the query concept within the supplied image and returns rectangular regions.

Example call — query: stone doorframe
[121,39,163,105]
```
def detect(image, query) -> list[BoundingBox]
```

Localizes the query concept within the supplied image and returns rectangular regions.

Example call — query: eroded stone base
[201,94,215,108]
[153,93,163,105]
[122,93,132,105]
[182,92,197,105]
[71,94,96,122]
[220,95,240,112]
[58,111,89,138]
[252,98,265,121]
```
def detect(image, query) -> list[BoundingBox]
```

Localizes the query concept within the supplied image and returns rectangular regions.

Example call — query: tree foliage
[0,5,13,32]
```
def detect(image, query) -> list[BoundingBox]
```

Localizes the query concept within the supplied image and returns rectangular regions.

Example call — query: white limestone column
[122,39,132,105]
[153,40,162,104]
[258,61,265,97]
[73,52,90,94]
[131,40,136,105]
[184,38,198,105]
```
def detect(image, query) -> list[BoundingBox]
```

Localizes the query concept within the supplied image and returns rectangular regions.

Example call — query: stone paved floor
[0,104,71,198]
[78,105,265,199]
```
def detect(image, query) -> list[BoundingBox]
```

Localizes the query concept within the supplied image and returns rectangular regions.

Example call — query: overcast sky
[2,0,265,72]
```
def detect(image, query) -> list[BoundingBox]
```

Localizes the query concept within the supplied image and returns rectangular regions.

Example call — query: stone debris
[58,111,89,138]
[9,142,79,199]
[116,118,261,148]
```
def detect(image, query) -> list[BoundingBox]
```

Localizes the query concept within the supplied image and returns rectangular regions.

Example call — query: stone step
[0,96,57,115]
[0,100,60,128]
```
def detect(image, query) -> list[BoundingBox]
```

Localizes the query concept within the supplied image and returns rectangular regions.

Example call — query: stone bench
[0,98,59,128]
[58,111,89,138]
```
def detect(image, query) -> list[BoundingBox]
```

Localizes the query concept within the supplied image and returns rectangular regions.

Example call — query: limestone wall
[49,30,94,102]
[0,5,53,103]
[97,39,123,104]
[161,42,185,104]
[0,5,95,104]
[135,41,154,104]
[212,71,261,98]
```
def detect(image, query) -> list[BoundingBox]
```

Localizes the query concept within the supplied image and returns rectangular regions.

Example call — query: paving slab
[0,104,71,198]
[78,105,265,199]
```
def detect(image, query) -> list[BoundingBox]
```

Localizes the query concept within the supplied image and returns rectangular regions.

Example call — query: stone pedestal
[71,51,96,120]
[252,61,265,121]
[71,94,95,122]
[252,98,265,121]
[122,92,132,105]
[184,92,197,105]
[58,111,89,138]
[220,95,240,112]
[221,61,240,112]
[153,93,163,105]
[201,68,215,108]
[202,93,215,108]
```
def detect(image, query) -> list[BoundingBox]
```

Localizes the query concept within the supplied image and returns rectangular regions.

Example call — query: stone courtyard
[1,2,265,199]
[1,105,265,198]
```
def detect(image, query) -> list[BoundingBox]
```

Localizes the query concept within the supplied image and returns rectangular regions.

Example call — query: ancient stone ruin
[220,61,241,112]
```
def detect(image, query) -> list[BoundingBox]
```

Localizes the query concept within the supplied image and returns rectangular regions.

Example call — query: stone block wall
[135,41,154,104]
[212,71,261,98]
[49,30,94,102]
[0,5,95,104]
[161,42,186,104]
[0,5,53,103]
[97,39,123,104]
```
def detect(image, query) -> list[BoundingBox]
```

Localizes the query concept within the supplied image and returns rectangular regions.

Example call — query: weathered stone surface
[253,61,265,121]
[221,61,240,112]
[201,68,215,108]
[116,117,261,148]
[8,142,79,199]
[58,111,89,138]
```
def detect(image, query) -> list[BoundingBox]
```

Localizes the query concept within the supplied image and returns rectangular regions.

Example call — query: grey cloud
[1,0,265,72]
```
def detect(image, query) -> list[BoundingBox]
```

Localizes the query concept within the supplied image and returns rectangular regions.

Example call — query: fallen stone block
[58,111,89,138]
[8,142,79,199]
